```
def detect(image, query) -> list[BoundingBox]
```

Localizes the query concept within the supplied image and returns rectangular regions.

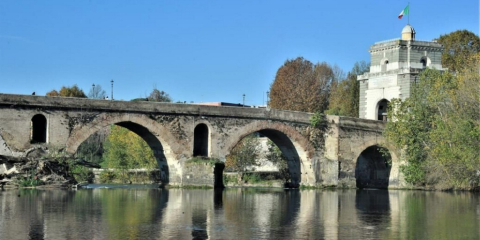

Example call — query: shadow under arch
[355,145,391,189]
[66,115,178,186]
[257,129,302,187]
[223,122,315,187]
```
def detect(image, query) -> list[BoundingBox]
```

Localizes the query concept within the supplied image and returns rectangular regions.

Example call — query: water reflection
[0,187,479,240]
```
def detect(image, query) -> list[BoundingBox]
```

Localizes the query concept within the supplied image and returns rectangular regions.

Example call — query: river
[1,186,479,239]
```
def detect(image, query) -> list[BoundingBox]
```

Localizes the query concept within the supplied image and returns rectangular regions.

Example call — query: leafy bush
[99,171,117,183]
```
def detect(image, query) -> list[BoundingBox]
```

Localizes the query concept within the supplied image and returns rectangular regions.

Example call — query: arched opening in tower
[355,145,392,189]
[377,99,389,121]
[224,130,301,188]
[31,114,47,143]
[193,123,209,157]
[75,122,169,185]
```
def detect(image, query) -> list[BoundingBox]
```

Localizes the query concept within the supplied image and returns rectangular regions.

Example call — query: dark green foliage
[18,170,43,187]
[436,30,480,72]
[99,171,117,183]
[385,66,480,188]
[310,112,326,128]
[225,134,261,173]
[265,140,290,182]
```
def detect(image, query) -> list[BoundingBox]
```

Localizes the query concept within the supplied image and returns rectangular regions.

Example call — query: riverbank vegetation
[385,53,480,190]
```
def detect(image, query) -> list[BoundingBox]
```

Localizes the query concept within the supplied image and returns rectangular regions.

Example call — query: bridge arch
[222,121,316,187]
[352,139,400,189]
[66,113,181,184]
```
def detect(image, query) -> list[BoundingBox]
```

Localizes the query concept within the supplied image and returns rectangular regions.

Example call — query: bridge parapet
[0,93,312,124]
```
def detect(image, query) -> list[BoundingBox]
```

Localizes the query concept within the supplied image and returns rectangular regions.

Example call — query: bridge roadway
[0,93,406,188]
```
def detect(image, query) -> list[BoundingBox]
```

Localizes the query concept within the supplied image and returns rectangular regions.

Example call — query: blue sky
[0,1,478,105]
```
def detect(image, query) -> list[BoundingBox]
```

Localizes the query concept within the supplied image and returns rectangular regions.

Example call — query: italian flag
[398,5,409,19]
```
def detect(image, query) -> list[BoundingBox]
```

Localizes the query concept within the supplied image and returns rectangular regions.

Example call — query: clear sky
[0,0,478,106]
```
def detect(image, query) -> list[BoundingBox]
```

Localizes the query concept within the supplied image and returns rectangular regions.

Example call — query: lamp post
[242,94,245,107]
[110,79,114,101]
[266,91,269,107]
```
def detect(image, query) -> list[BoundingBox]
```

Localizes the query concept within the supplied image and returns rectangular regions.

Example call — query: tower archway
[376,99,389,121]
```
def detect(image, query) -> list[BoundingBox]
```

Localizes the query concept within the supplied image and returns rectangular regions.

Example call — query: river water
[0,186,479,240]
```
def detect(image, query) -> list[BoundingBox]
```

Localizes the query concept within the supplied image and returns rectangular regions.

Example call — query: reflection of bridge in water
[1,189,478,239]
[0,93,405,188]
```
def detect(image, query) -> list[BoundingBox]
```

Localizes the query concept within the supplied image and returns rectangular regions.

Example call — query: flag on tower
[398,5,409,19]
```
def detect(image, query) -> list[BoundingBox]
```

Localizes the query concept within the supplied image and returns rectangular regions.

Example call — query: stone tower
[357,25,444,120]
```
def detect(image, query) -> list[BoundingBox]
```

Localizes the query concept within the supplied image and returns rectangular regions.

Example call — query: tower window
[420,58,427,68]
[382,60,389,72]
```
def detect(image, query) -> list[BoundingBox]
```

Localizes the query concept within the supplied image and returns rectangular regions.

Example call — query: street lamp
[110,79,114,101]
[266,91,270,106]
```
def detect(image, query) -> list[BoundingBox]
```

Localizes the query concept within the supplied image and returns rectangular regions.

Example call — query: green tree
[77,130,108,165]
[436,30,480,72]
[269,57,335,113]
[326,61,369,117]
[103,125,157,183]
[385,60,480,188]
[265,140,290,181]
[225,134,261,179]
[46,85,87,98]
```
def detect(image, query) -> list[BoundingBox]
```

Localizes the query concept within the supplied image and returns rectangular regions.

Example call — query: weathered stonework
[0,93,406,188]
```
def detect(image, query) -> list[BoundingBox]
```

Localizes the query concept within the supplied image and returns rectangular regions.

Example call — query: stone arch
[31,114,47,143]
[355,145,391,189]
[222,121,316,187]
[66,113,180,184]
[352,139,400,189]
[193,123,209,157]
[376,99,389,121]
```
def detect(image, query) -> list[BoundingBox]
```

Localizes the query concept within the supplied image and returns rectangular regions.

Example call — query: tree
[88,84,107,99]
[103,125,157,183]
[385,57,480,189]
[46,85,87,98]
[265,140,290,182]
[436,30,480,72]
[148,88,172,102]
[326,61,369,117]
[225,134,261,178]
[269,57,335,113]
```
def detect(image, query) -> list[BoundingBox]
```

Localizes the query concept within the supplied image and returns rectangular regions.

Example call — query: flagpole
[408,2,410,24]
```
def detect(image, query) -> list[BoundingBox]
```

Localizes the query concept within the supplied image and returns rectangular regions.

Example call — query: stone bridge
[0,93,406,188]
